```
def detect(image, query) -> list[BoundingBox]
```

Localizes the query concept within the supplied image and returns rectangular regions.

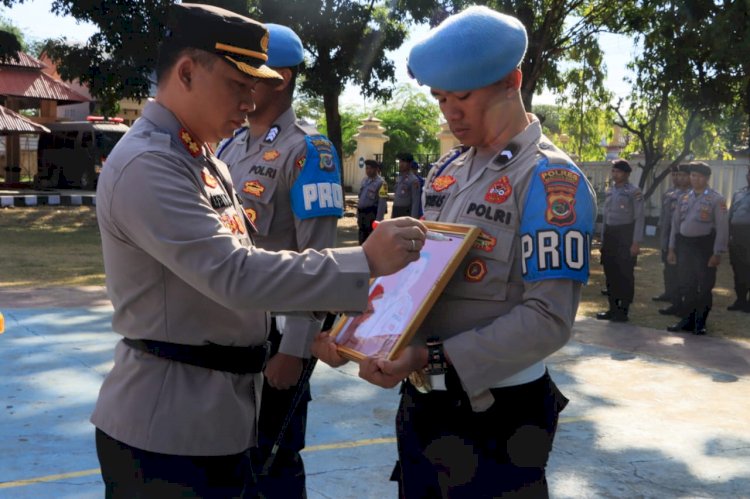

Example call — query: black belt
[122,338,270,374]
[357,206,377,214]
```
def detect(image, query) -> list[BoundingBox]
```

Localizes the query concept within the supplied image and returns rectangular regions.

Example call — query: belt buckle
[408,370,432,393]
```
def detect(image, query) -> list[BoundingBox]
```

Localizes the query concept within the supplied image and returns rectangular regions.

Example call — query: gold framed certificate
[330,221,480,362]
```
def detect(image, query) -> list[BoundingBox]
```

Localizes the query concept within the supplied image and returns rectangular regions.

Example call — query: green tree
[249,0,431,159]
[612,0,738,200]
[318,105,367,159]
[0,14,25,62]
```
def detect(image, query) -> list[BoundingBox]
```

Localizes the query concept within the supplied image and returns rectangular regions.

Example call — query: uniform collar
[248,106,296,144]
[486,116,542,172]
[142,100,209,159]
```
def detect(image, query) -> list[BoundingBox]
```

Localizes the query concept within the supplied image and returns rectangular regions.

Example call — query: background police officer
[656,163,691,315]
[217,23,339,498]
[315,6,596,497]
[667,162,729,335]
[392,152,422,218]
[727,166,750,312]
[92,5,426,496]
[357,159,388,243]
[597,159,644,322]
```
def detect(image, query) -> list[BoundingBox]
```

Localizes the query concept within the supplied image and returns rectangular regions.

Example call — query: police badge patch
[432,175,456,192]
[262,150,280,161]
[464,258,488,282]
[485,176,512,204]
[540,168,580,227]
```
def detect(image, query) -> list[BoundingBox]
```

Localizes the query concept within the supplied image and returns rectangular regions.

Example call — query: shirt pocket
[237,174,279,237]
[444,222,516,302]
[422,191,452,220]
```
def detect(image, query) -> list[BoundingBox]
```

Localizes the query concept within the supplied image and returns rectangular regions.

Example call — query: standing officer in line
[315,6,596,497]
[667,162,729,335]
[727,165,750,312]
[216,24,338,497]
[656,163,691,315]
[596,158,644,322]
[357,159,388,243]
[392,152,422,218]
[92,5,426,497]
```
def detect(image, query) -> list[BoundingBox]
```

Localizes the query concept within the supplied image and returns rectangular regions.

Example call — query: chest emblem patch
[244,207,257,224]
[473,230,497,252]
[485,176,512,204]
[201,169,219,189]
[262,149,280,162]
[540,168,580,227]
[242,180,265,198]
[432,175,456,192]
[464,258,488,282]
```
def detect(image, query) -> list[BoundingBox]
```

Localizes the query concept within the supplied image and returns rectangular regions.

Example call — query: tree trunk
[322,87,343,172]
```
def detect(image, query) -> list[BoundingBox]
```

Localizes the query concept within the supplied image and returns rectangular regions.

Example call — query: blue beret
[265,23,304,68]
[407,6,527,91]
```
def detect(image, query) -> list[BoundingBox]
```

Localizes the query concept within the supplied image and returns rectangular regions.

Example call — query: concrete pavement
[1,290,749,498]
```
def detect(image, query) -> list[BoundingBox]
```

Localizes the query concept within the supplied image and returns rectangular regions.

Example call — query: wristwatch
[424,336,447,391]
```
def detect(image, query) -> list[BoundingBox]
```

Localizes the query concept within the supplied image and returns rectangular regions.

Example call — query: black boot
[596,296,617,320]
[658,305,680,316]
[610,300,629,322]
[652,293,671,302]
[667,312,695,332]
[694,308,710,335]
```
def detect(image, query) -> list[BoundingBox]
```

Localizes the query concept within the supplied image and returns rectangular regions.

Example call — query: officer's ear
[269,67,293,92]
[174,55,196,91]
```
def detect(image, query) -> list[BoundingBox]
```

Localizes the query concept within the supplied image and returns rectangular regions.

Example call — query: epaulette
[295,118,319,136]
[148,131,172,150]
[536,140,573,166]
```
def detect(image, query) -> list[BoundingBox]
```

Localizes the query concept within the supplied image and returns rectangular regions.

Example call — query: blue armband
[520,159,596,283]
[290,135,344,219]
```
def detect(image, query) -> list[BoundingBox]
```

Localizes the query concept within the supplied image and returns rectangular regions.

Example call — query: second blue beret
[265,23,304,68]
[407,5,528,92]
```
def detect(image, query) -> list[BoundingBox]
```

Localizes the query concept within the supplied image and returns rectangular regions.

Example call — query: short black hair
[397,152,414,162]
[156,46,217,85]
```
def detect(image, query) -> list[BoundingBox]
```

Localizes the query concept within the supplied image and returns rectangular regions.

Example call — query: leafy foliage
[0,14,24,62]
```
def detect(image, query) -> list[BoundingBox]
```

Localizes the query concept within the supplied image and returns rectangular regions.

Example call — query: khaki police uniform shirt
[603,182,645,243]
[419,117,595,411]
[219,108,337,358]
[730,186,750,226]
[669,187,729,254]
[358,175,388,221]
[660,187,687,250]
[92,101,370,456]
[393,171,421,217]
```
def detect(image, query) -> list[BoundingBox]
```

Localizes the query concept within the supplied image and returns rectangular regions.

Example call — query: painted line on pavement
[0,417,585,489]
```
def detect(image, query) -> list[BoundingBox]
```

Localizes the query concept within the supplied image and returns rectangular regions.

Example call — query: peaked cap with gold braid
[163,3,282,81]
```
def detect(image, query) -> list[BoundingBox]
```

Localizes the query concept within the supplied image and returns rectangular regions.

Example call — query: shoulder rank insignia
[432,175,456,192]
[540,168,580,227]
[264,125,280,143]
[485,176,512,204]
[179,128,202,157]
[494,143,518,164]
[262,149,280,162]
[242,180,265,198]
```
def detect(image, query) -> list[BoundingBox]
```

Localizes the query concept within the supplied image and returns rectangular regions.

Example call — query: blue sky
[4,0,637,108]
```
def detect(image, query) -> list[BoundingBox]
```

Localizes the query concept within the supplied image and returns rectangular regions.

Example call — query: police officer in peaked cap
[314,5,596,497]
[91,4,427,496]
[667,162,729,335]
[596,158,644,322]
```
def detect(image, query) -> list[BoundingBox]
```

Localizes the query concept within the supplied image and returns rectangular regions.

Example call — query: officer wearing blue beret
[314,5,596,498]
[92,4,427,497]
[218,22,342,498]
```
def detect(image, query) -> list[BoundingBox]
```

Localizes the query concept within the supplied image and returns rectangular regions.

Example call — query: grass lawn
[1,205,747,340]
